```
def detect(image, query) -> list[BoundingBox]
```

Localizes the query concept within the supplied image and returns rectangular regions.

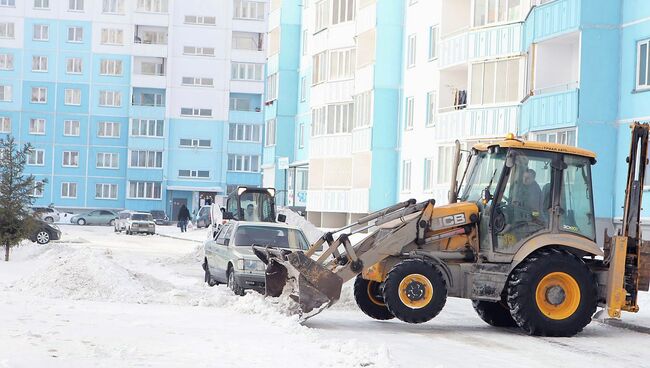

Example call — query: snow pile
[279,208,323,243]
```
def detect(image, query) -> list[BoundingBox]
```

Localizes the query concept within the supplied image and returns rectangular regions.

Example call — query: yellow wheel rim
[367,281,385,306]
[398,274,433,309]
[535,272,581,320]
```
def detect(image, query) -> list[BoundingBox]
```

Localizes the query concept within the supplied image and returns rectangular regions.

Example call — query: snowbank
[278,208,324,243]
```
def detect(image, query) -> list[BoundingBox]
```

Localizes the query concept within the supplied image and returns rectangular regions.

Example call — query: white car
[115,210,156,235]
[32,207,61,223]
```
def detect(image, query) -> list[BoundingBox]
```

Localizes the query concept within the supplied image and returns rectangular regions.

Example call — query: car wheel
[77,218,86,225]
[44,217,54,223]
[35,230,50,245]
[109,219,115,226]
[204,259,218,287]
[227,267,245,296]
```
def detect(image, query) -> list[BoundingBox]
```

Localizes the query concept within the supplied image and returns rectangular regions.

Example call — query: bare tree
[0,137,45,261]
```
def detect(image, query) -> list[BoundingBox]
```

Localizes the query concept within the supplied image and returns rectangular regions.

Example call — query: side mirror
[223,211,234,220]
[223,238,230,246]
[481,188,492,203]
[277,214,287,223]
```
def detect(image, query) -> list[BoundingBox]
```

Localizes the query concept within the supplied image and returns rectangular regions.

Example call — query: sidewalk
[155,225,209,243]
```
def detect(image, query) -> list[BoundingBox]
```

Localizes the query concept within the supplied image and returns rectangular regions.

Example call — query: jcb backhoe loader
[254,123,650,337]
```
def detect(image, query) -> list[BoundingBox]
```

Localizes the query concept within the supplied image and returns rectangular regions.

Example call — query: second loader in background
[254,125,650,337]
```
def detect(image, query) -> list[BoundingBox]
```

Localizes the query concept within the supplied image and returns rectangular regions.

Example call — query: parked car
[202,221,311,295]
[31,207,61,223]
[70,210,118,226]
[196,205,212,228]
[115,211,156,234]
[29,219,61,245]
[150,210,169,225]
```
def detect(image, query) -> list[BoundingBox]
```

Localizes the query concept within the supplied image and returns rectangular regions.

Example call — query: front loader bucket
[253,246,343,318]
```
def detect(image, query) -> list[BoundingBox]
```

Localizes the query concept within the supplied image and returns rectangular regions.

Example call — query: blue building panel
[56,82,90,114]
[57,20,92,51]
[92,54,131,85]
[21,81,56,113]
[23,18,59,50]
[22,49,57,82]
[0,48,22,79]
[57,51,92,83]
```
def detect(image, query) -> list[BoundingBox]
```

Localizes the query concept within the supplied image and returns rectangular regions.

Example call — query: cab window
[560,155,596,241]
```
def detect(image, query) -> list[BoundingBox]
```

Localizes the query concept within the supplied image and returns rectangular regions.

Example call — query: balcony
[307,189,369,213]
[521,88,579,133]
[132,57,166,88]
[309,134,352,158]
[440,22,524,68]
[133,26,168,57]
[352,127,372,153]
[435,104,519,142]
[439,30,469,68]
[131,88,166,118]
[523,0,581,49]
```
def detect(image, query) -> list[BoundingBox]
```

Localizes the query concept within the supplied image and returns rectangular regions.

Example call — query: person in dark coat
[177,205,191,233]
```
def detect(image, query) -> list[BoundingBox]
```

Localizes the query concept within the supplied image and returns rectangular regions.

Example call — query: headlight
[132,223,139,227]
[237,259,265,271]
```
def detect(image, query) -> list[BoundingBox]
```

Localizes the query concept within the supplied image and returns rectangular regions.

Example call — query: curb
[156,233,204,244]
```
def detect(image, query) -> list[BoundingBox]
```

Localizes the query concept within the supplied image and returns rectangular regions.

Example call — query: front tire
[109,219,115,226]
[472,299,517,327]
[35,230,50,245]
[353,275,394,320]
[77,218,86,225]
[227,268,245,296]
[507,248,597,337]
[204,259,218,287]
[382,259,447,324]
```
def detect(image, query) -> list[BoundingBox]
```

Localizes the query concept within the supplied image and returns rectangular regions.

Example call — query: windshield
[239,192,275,222]
[132,214,153,221]
[150,211,164,218]
[234,225,309,250]
[460,150,507,203]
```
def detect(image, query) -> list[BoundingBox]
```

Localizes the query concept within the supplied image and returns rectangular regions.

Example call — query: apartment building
[0,0,267,218]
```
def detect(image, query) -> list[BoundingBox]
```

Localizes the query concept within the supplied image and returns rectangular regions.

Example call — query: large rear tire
[472,299,517,327]
[507,248,597,337]
[382,259,447,324]
[353,275,394,321]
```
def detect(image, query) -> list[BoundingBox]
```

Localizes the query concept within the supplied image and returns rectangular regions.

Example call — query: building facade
[0,0,267,218]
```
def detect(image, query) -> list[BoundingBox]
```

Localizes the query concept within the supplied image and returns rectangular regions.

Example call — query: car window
[100,210,113,216]
[119,213,129,219]
[216,225,230,245]
[89,210,100,216]
[132,214,152,221]
[234,226,308,250]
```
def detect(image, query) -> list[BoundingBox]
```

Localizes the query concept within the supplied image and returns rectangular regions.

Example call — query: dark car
[150,210,169,225]
[29,219,62,245]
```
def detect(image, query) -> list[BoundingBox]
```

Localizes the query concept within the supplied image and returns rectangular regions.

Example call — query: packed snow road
[1,225,650,367]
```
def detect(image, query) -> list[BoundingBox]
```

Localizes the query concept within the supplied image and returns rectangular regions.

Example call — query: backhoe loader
[253,123,650,337]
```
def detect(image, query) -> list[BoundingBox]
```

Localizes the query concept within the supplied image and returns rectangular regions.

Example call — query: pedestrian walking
[177,205,190,233]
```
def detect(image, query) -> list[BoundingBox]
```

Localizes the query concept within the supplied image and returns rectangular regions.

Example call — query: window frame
[97,121,121,138]
[31,87,48,104]
[64,88,82,106]
[0,116,10,133]
[428,25,439,61]
[128,150,163,169]
[128,181,162,200]
[637,38,650,91]
[63,120,80,136]
[28,149,45,166]
[96,152,119,169]
[62,150,79,167]
[407,34,417,68]
[68,0,84,11]
[31,55,48,72]
[405,96,414,130]
[95,183,118,200]
[33,24,49,41]
[401,160,412,193]
[67,26,83,43]
[66,57,83,74]
[0,53,13,70]
[265,119,277,146]
[61,182,77,199]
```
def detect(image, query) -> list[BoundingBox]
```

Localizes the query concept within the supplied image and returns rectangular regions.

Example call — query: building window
[67,26,83,42]
[437,146,454,184]
[300,77,307,102]
[183,46,215,56]
[100,59,123,76]
[66,58,82,74]
[426,91,437,127]
[637,39,650,90]
[423,158,434,191]
[470,58,521,105]
[33,24,49,41]
[331,0,355,25]
[61,182,77,198]
[101,28,124,45]
[97,152,119,168]
[180,107,212,117]
[34,0,49,9]
[401,160,411,192]
[28,149,45,166]
[231,62,264,81]
[353,91,373,129]
[315,0,328,32]
[265,119,276,146]
[0,85,12,101]
[29,118,45,134]
[232,31,263,51]
[228,96,252,113]
[131,119,164,137]
[0,0,16,7]
[102,0,125,14]
[302,29,308,56]
[182,76,214,87]
[405,97,414,130]
[184,15,216,25]
[62,151,79,167]
[0,53,13,70]
[0,23,14,39]
[179,138,211,148]
[532,128,577,147]
[32,181,44,197]
[96,183,118,199]
[428,26,439,60]
[98,121,120,138]
[133,92,164,107]
[298,123,305,148]
[68,0,84,11]
[31,87,47,104]
[312,51,327,85]
[136,0,167,13]
[31,56,48,72]
[64,89,81,105]
[0,117,10,133]
[99,90,122,107]
[407,34,416,67]
[311,103,354,136]
[329,48,355,80]
[234,0,265,20]
[227,154,260,172]
[266,73,278,102]
[228,123,261,142]
[128,181,162,199]
[63,120,80,136]
[473,0,524,27]
[178,169,210,179]
[129,150,163,168]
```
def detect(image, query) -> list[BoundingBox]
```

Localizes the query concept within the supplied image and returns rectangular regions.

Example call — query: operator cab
[224,186,280,223]
[455,134,597,257]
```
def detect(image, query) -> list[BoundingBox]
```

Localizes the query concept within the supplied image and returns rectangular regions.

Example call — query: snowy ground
[2,225,650,367]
